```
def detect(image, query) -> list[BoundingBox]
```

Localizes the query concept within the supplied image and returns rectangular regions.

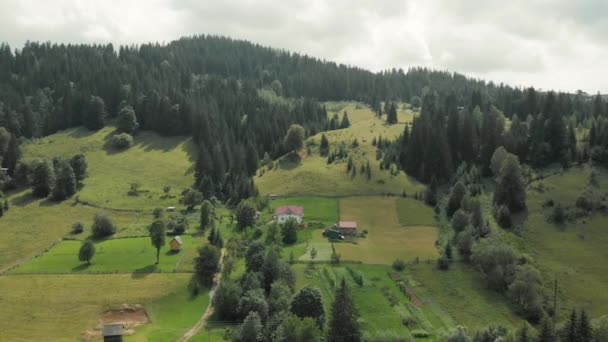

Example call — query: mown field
[336,196,439,264]
[255,103,425,196]
[11,235,204,274]
[0,273,194,341]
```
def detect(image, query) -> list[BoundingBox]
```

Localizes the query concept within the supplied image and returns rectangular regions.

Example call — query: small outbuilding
[275,205,304,224]
[166,206,176,212]
[102,323,124,342]
[324,228,344,240]
[169,236,183,251]
[338,221,358,235]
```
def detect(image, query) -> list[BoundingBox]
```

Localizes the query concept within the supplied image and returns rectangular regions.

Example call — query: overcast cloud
[1,0,606,93]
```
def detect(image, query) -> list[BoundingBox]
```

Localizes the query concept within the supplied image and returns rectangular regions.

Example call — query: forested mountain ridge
[0,34,606,203]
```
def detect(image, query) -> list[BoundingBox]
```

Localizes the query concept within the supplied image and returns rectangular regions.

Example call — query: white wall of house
[277,214,303,224]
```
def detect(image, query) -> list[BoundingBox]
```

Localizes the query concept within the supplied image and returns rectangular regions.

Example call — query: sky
[1,0,607,93]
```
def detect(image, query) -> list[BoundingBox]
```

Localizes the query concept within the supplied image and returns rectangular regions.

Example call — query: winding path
[178,249,225,342]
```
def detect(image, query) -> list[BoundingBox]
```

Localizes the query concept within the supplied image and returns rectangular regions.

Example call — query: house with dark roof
[275,205,304,224]
[102,323,124,342]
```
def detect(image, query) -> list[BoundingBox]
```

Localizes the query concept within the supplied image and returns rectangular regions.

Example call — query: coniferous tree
[85,96,107,130]
[340,111,350,128]
[565,309,578,342]
[2,134,20,176]
[387,102,398,124]
[579,309,592,342]
[493,154,526,212]
[328,279,361,342]
[319,134,329,156]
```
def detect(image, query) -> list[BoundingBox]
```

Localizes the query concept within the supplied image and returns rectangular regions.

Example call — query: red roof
[275,205,304,216]
[339,221,357,229]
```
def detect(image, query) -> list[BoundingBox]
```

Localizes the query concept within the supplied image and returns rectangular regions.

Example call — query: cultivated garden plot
[11,235,203,274]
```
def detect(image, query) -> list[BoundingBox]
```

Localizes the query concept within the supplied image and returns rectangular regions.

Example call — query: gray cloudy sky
[1,0,607,93]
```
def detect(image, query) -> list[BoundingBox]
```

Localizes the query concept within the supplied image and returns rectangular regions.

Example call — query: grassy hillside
[255,103,425,196]
[23,126,195,211]
[522,165,608,318]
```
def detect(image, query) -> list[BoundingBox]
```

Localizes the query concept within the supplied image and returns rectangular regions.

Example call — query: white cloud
[0,0,606,93]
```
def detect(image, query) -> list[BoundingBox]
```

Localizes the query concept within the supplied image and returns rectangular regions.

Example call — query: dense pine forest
[0,34,606,202]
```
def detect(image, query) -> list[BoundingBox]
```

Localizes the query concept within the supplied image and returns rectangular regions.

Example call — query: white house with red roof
[275,205,304,224]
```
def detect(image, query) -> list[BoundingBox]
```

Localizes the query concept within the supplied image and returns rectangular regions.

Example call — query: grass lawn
[269,196,339,226]
[11,235,204,274]
[22,126,195,210]
[126,287,210,342]
[0,189,145,273]
[409,263,521,332]
[0,273,191,341]
[522,165,608,319]
[255,103,425,197]
[335,197,439,264]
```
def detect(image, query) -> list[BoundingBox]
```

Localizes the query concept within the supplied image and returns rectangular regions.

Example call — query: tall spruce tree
[328,279,361,342]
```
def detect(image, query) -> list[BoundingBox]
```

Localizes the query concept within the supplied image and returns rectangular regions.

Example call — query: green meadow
[11,235,204,274]
[22,126,195,211]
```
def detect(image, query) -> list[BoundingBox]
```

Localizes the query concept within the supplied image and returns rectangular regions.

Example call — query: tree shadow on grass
[10,191,36,207]
[131,264,158,279]
[165,250,180,256]
[72,263,91,272]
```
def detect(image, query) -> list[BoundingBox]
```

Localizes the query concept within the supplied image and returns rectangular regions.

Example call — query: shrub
[411,330,431,338]
[392,258,406,271]
[91,212,116,238]
[494,205,512,228]
[71,222,84,234]
[576,195,593,212]
[551,203,566,224]
[252,228,263,240]
[437,255,450,270]
[111,133,134,149]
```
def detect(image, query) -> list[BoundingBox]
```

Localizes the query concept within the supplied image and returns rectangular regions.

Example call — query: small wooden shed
[102,324,123,342]
[170,236,183,251]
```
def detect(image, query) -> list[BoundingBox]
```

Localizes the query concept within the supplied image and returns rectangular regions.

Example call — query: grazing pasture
[523,165,608,318]
[22,126,195,210]
[255,103,425,197]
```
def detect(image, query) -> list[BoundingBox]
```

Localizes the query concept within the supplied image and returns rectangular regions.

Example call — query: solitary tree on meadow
[149,219,166,264]
[116,105,139,134]
[284,124,305,154]
[78,239,95,265]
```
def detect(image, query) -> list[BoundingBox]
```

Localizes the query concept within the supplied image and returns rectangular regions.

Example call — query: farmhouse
[275,205,304,224]
[338,221,358,235]
[169,236,183,251]
[102,323,124,342]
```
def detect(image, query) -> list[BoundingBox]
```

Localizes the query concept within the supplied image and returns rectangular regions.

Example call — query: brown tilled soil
[81,304,149,340]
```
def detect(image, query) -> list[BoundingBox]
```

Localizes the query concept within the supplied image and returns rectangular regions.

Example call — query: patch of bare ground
[81,304,149,340]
